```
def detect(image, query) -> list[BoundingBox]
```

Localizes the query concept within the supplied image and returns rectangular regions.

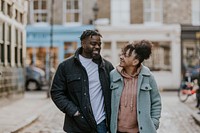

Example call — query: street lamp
[92,2,99,25]
[47,0,54,98]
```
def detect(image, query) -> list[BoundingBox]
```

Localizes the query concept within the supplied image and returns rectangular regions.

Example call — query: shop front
[98,24,181,90]
[181,25,200,79]
[26,25,94,80]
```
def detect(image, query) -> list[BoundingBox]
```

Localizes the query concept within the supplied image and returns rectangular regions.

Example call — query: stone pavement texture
[0,91,200,133]
[0,92,50,133]
[184,95,200,125]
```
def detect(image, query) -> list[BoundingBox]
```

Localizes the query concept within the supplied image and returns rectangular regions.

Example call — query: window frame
[111,0,130,25]
[30,0,49,24]
[143,0,163,25]
[6,24,11,65]
[63,0,82,25]
[0,22,4,65]
[144,41,172,71]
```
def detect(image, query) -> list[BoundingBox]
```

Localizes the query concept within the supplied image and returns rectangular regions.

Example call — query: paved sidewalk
[184,96,200,125]
[0,92,51,133]
[0,91,200,133]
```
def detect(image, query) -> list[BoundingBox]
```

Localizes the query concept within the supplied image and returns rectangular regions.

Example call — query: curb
[192,112,200,126]
[7,114,39,133]
[181,100,200,126]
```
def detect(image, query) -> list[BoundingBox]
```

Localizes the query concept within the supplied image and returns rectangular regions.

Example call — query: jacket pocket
[66,74,82,92]
[73,114,91,132]
[151,118,160,130]
[110,83,119,90]
[141,83,152,91]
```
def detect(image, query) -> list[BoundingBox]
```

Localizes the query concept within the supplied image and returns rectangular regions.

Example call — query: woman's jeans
[97,119,107,133]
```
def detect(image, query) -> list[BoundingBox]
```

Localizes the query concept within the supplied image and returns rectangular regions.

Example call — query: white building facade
[98,25,181,89]
[94,0,191,90]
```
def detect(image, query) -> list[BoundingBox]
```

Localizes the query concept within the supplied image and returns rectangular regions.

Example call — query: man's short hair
[80,30,102,41]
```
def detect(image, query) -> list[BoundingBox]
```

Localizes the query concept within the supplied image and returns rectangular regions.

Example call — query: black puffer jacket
[51,47,114,133]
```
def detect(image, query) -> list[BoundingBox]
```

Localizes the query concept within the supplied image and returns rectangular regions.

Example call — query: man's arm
[50,62,78,117]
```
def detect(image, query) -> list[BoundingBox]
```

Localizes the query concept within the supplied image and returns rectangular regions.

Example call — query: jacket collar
[139,64,151,77]
[74,47,105,68]
[112,64,151,82]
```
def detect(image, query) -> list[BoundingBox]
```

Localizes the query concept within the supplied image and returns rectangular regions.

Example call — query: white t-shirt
[79,55,105,124]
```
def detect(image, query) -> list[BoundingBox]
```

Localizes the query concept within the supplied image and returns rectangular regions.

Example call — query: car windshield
[26,66,45,76]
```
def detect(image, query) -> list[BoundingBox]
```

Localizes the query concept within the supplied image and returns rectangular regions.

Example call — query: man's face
[81,35,101,59]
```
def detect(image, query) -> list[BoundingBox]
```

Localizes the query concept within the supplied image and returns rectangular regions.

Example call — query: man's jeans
[97,119,107,133]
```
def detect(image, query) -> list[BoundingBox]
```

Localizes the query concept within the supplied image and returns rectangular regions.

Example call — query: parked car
[25,66,48,91]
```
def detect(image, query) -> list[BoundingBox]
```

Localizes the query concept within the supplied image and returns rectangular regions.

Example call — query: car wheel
[26,80,40,91]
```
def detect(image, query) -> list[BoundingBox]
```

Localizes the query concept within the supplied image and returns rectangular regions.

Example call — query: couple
[51,30,162,133]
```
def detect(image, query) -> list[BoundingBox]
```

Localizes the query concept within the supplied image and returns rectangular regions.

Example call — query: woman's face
[119,49,139,68]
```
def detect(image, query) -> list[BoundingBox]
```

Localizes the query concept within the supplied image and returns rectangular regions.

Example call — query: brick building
[94,0,200,89]
[26,0,95,81]
[25,0,199,90]
[0,0,27,97]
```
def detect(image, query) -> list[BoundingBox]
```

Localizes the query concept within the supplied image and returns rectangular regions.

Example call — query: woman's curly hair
[122,40,153,65]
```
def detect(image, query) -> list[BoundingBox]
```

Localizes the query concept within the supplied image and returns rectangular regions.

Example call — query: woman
[110,40,162,133]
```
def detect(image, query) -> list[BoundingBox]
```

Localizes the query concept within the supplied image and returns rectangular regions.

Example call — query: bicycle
[178,78,199,102]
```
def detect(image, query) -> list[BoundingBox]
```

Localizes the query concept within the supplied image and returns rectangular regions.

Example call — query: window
[63,0,82,24]
[64,42,77,58]
[101,42,112,62]
[0,22,3,41]
[31,0,48,23]
[182,40,199,68]
[20,13,23,23]
[26,47,58,70]
[1,1,5,14]
[21,32,23,46]
[0,23,4,64]
[144,41,171,71]
[7,45,11,63]
[143,0,163,24]
[15,10,18,21]
[111,0,130,25]
[7,3,11,17]
[20,48,23,65]
[26,48,33,65]
[7,25,11,65]
[15,29,18,44]
[15,28,18,65]
[192,0,200,25]
[0,43,4,64]
[15,47,18,64]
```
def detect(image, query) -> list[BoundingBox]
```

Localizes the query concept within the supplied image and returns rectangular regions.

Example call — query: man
[51,30,114,133]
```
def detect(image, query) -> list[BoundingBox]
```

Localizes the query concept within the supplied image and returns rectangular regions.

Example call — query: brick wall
[97,0,111,20]
[82,0,95,24]
[163,0,191,24]
[130,0,143,24]
[53,0,63,24]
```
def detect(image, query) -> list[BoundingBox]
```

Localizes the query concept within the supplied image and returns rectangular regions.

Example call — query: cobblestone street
[9,91,200,133]
[157,92,200,133]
